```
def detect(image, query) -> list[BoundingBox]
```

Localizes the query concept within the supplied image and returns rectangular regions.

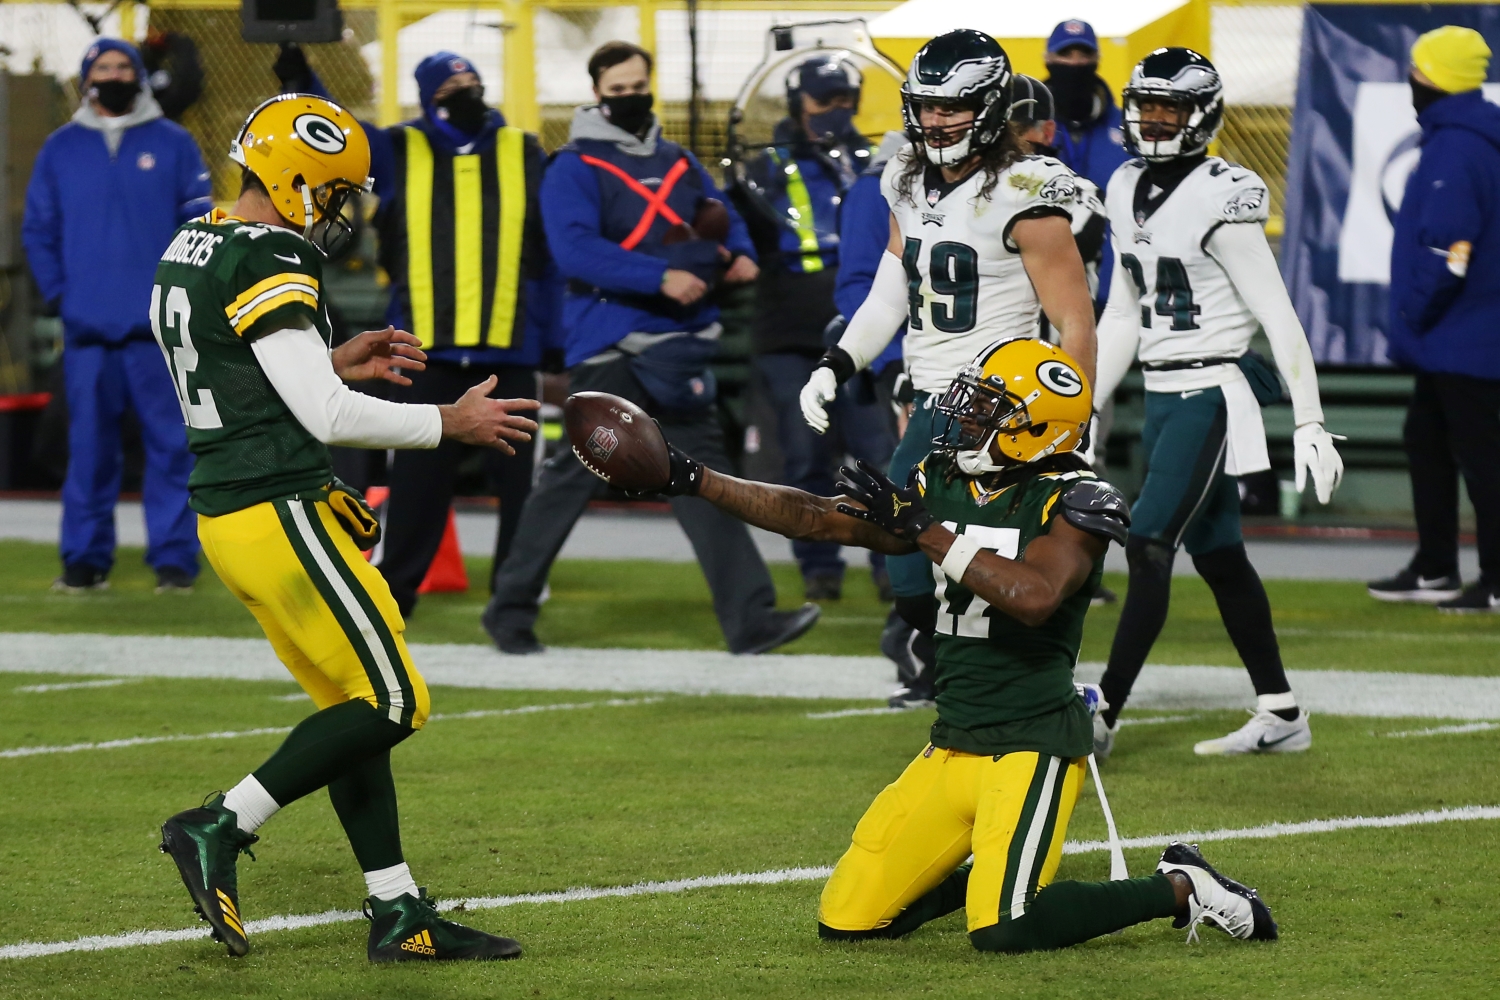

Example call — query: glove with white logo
[799,347,855,435]
[1294,422,1345,505]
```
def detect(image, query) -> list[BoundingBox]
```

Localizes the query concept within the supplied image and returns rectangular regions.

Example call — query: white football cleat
[1193,709,1311,756]
[1157,842,1277,942]
[1093,714,1116,761]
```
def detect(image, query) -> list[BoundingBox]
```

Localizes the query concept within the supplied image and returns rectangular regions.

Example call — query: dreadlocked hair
[893,127,1028,207]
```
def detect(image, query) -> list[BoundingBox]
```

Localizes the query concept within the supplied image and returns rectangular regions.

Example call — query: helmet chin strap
[956,430,1006,474]
[924,131,973,166]
[300,185,316,242]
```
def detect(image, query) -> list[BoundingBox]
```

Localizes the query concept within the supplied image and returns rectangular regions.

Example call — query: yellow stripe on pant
[198,499,430,729]
[817,746,1085,934]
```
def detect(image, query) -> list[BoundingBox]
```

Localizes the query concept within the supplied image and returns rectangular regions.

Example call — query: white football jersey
[882,147,1079,393]
[1103,157,1271,365]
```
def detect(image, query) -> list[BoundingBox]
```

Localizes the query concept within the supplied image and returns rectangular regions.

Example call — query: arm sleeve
[175,134,214,222]
[1395,135,1485,334]
[834,249,909,371]
[690,153,756,261]
[20,143,65,308]
[540,152,667,296]
[1206,221,1324,427]
[1092,243,1142,406]
[251,323,442,449]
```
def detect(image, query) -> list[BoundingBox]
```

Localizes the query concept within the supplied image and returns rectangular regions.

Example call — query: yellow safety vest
[768,148,825,274]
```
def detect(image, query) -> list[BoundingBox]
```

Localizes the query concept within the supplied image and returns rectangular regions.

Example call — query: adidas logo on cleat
[216,889,245,937]
[400,930,437,956]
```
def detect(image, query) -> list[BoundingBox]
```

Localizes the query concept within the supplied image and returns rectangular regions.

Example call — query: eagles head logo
[587,426,619,463]
[1222,187,1268,223]
[1037,174,1078,207]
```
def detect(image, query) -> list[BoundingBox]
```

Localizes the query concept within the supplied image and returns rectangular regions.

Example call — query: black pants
[485,354,779,651]
[376,362,539,616]
[1405,371,1500,586]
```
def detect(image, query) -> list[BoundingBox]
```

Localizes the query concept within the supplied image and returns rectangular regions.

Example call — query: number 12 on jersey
[150,284,223,430]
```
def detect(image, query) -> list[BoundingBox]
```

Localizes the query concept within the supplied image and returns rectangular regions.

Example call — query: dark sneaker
[1157,842,1277,942]
[731,603,821,655]
[1367,567,1462,604]
[482,604,546,655]
[804,573,842,601]
[154,565,196,595]
[1090,584,1119,607]
[1438,583,1500,615]
[159,794,259,956]
[365,889,522,963]
[52,564,109,594]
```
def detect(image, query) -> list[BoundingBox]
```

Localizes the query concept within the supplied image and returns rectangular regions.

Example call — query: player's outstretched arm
[330,326,428,386]
[439,376,539,454]
[1015,214,1097,386]
[695,467,918,555]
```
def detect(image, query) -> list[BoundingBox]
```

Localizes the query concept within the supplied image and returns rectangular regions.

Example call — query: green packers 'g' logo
[293,114,347,154]
[1036,360,1083,397]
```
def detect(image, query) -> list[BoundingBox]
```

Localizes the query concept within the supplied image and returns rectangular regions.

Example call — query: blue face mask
[806,106,855,142]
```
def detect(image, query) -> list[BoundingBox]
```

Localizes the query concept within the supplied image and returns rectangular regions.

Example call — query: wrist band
[817,346,857,385]
[940,535,983,582]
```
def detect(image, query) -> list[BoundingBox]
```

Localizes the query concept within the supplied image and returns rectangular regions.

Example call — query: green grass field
[2,540,1499,997]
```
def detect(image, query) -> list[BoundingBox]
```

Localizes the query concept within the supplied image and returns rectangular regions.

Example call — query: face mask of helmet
[914,100,988,166]
[1046,62,1098,124]
[434,86,488,135]
[601,93,655,136]
[1125,96,1200,160]
[806,105,855,143]
[300,179,364,259]
[92,79,139,115]
[932,365,1029,473]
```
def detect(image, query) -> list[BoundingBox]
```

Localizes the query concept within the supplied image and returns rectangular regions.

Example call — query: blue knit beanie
[80,38,147,87]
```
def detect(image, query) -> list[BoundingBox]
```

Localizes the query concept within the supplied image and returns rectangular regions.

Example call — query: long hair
[893,126,1028,206]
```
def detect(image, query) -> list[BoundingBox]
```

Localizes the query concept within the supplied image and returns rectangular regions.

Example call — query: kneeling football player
[629,338,1276,949]
[152,95,538,961]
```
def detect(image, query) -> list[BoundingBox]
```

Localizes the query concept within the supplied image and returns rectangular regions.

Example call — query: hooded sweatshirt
[23,76,212,345]
[542,106,755,367]
[1389,88,1500,379]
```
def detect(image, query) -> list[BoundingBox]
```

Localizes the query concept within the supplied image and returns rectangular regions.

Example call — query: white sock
[223,775,280,834]
[1257,692,1299,715]
[365,862,419,901]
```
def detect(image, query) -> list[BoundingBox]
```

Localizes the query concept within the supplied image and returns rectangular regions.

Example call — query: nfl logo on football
[587,426,619,463]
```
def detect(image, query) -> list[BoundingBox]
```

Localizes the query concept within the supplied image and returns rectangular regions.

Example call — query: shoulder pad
[1059,479,1130,545]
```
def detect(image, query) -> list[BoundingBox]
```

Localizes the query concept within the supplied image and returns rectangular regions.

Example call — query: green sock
[970,874,1180,953]
[253,700,413,807]
[328,750,405,872]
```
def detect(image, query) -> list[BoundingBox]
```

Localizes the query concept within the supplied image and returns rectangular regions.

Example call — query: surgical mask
[1047,62,1098,125]
[92,79,139,115]
[434,87,488,135]
[806,105,855,143]
[1411,76,1446,115]
[601,92,654,136]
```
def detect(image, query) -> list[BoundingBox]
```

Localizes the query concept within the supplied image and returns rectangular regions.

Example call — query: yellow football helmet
[229,93,371,255]
[933,337,1093,467]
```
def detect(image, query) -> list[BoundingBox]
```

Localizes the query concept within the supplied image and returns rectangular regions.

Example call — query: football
[563,392,671,493]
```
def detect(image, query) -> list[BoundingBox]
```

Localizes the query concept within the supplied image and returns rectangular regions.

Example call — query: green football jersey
[915,453,1112,759]
[150,210,334,517]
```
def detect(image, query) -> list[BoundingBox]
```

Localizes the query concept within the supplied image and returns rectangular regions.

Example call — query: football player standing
[151,94,537,961]
[1091,49,1344,758]
[800,29,1098,707]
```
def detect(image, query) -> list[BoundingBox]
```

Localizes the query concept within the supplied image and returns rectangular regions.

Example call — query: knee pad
[893,594,938,634]
[1124,534,1176,583]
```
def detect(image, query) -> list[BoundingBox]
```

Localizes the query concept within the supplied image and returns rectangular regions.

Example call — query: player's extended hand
[835,460,935,540]
[331,326,428,386]
[1294,422,1345,505]
[439,376,539,454]
[799,366,838,434]
[723,255,759,284]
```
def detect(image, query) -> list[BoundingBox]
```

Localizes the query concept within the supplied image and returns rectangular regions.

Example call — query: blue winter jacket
[23,93,212,346]
[833,147,904,376]
[544,107,756,367]
[744,119,866,273]
[1388,89,1500,379]
[1050,82,1130,307]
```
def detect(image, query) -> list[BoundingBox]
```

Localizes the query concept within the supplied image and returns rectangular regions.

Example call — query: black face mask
[1411,76,1447,115]
[435,87,488,135]
[92,79,139,115]
[601,93,654,136]
[1046,62,1099,125]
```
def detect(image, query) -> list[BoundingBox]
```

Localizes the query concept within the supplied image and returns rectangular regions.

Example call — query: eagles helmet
[933,338,1092,473]
[1122,47,1224,162]
[901,29,1013,167]
[229,93,372,257]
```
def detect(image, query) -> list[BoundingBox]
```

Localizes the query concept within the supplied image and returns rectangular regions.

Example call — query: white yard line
[13,678,141,694]
[3,804,1495,962]
[805,707,908,719]
[0,698,659,760]
[1383,722,1500,739]
[1278,628,1500,644]
[1117,715,1200,727]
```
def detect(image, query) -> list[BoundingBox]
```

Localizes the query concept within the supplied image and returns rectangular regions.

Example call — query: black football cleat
[160,793,259,956]
[1157,842,1277,942]
[365,889,522,963]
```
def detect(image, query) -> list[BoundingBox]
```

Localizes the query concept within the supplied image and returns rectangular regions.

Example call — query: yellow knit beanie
[1411,26,1491,94]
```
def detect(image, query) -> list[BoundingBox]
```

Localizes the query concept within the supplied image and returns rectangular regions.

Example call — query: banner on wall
[1281,4,1500,366]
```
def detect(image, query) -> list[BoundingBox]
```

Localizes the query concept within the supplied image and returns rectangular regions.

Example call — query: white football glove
[1294,422,1345,505]
[1079,414,1101,467]
[799,366,839,435]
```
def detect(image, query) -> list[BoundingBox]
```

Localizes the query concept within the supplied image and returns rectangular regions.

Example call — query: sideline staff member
[367,52,550,617]
[484,41,820,655]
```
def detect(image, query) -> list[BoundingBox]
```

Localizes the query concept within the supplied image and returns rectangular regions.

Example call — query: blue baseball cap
[1046,19,1099,56]
[791,54,860,102]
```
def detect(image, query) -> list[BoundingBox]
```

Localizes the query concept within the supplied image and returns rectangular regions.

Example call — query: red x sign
[580,154,692,250]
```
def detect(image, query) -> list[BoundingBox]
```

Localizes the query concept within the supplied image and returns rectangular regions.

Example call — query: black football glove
[625,420,703,498]
[835,460,934,540]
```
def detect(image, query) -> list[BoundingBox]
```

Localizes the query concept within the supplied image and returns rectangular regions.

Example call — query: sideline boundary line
[0,698,660,759]
[4,805,1496,961]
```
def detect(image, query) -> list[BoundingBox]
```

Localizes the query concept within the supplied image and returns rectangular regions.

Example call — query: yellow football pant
[199,498,430,729]
[819,746,1086,934]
